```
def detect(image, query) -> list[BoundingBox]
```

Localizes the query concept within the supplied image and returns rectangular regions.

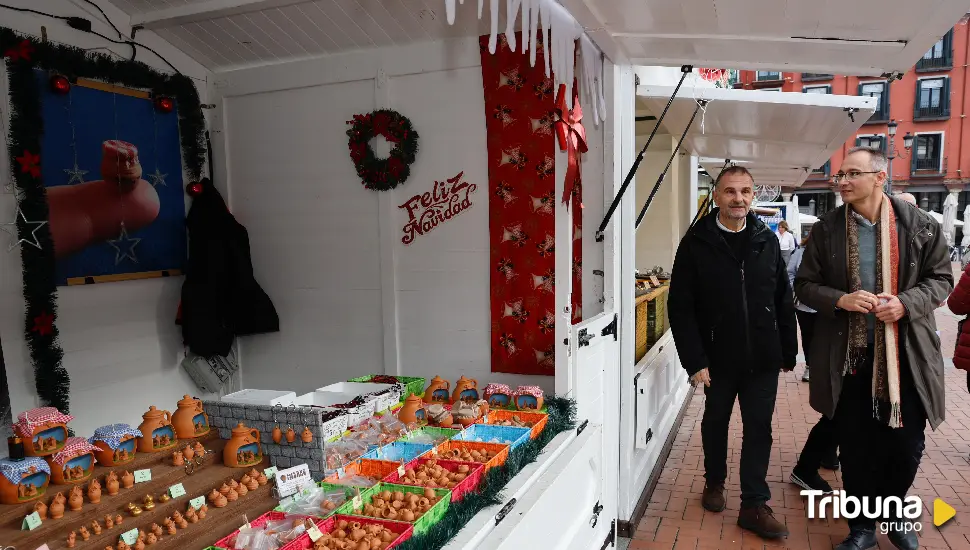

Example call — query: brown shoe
[738,504,789,539]
[701,483,725,512]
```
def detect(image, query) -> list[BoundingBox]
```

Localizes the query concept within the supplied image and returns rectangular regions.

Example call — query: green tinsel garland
[394,396,577,550]
[0,28,207,415]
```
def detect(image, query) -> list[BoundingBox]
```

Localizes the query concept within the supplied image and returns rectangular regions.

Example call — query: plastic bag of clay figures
[324,440,368,470]
[368,415,408,442]
[229,516,315,549]
[327,474,379,487]
[400,431,445,446]
[279,486,348,516]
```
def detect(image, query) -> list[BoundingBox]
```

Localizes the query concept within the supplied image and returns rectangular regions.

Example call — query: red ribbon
[4,40,33,62]
[554,83,587,206]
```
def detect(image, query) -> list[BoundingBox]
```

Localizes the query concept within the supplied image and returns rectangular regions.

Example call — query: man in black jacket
[668,166,798,540]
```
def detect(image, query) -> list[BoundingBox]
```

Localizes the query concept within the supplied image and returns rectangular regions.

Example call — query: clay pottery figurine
[172,395,209,439]
[236,482,248,496]
[143,495,155,510]
[0,457,51,504]
[104,514,114,529]
[49,492,65,519]
[150,523,163,537]
[272,425,282,444]
[79,526,90,540]
[199,504,208,519]
[122,470,134,488]
[90,424,140,467]
[172,451,184,466]
[246,476,258,491]
[227,478,239,490]
[146,533,157,545]
[513,385,544,411]
[115,513,123,525]
[91,520,102,535]
[483,383,514,409]
[158,493,170,503]
[423,376,450,404]
[134,539,145,550]
[33,499,47,519]
[223,422,262,468]
[67,530,76,548]
[285,426,296,443]
[218,483,231,496]
[182,445,194,461]
[14,407,73,458]
[105,471,120,495]
[226,487,238,501]
[450,376,479,404]
[88,478,102,503]
[117,542,130,550]
[68,486,83,511]
[193,441,205,456]
[136,406,176,453]
[398,394,426,424]
[301,426,313,443]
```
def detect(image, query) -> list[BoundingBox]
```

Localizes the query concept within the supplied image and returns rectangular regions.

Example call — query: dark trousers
[793,309,839,470]
[835,347,927,529]
[702,368,779,508]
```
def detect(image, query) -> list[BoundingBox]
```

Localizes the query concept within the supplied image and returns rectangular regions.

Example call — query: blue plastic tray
[361,441,433,463]
[451,424,531,450]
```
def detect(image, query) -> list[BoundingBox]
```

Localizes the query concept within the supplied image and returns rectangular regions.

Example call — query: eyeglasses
[831,170,882,184]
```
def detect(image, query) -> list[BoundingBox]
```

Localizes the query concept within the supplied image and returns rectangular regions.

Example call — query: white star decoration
[107,225,141,265]
[63,163,88,185]
[0,207,47,252]
[147,168,167,188]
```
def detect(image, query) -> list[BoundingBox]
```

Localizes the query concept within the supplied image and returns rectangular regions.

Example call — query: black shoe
[835,527,877,550]
[820,454,840,471]
[789,466,834,493]
[887,523,919,550]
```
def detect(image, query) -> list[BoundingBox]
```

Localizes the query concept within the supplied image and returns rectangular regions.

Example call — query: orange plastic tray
[485,410,548,439]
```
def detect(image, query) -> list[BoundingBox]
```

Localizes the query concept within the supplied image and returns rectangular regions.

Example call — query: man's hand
[874,293,907,323]
[836,290,880,313]
[690,368,711,387]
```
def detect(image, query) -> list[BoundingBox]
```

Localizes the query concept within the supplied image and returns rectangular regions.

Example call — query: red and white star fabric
[51,437,99,466]
[14,407,73,439]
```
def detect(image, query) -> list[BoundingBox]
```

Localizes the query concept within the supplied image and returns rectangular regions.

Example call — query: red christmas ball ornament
[186,181,204,197]
[49,74,71,95]
[154,96,174,113]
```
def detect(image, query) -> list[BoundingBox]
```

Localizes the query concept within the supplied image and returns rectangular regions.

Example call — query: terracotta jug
[136,406,175,453]
[172,451,184,466]
[423,376,450,404]
[68,486,83,511]
[172,395,209,439]
[33,499,47,519]
[272,425,282,444]
[87,479,101,504]
[49,493,65,519]
[121,471,134,488]
[223,423,261,468]
[182,445,195,461]
[105,472,119,496]
[398,394,426,424]
[450,376,479,404]
[301,426,313,443]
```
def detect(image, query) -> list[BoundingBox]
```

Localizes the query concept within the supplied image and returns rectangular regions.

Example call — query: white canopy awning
[566,0,970,75]
[637,86,877,187]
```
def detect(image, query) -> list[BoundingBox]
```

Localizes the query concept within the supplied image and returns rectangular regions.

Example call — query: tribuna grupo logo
[801,490,924,533]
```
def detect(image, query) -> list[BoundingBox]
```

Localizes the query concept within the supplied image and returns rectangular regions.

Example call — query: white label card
[274,463,312,498]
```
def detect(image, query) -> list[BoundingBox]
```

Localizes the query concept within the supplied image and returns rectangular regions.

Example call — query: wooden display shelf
[0,433,278,550]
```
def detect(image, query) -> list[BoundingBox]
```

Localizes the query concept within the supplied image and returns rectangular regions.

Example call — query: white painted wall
[215,38,606,397]
[0,1,214,437]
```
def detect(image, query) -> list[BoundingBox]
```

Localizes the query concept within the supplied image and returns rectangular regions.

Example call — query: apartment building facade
[734,14,970,222]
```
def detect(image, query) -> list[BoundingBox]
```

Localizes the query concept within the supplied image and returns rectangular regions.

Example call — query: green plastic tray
[349,375,426,402]
[400,426,460,445]
[335,482,451,536]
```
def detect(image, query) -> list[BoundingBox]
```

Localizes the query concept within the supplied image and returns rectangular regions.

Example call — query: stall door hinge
[576,419,589,436]
[599,520,616,549]
[590,501,605,528]
[494,498,517,525]
[601,314,618,340]
[644,428,654,445]
[578,328,594,348]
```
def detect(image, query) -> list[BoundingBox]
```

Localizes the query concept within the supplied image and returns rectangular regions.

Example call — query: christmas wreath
[346,109,419,191]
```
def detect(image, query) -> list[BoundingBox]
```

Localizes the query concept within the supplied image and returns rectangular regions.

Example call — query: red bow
[554,83,587,206]
[4,40,34,62]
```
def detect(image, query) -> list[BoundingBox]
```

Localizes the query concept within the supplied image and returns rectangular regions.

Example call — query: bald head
[895,192,917,206]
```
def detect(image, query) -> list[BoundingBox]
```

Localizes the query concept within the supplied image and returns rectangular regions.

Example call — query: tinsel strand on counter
[394,395,576,550]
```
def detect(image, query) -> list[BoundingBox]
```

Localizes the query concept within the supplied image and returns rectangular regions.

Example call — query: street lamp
[886,119,897,195]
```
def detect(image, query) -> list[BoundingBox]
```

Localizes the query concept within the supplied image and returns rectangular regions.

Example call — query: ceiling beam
[557,0,627,64]
[130,0,312,30]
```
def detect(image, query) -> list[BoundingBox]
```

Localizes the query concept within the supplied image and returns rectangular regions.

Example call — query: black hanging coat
[178,179,279,358]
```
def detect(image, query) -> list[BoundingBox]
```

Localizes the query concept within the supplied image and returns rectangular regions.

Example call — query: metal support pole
[595,65,694,242]
[688,160,730,230]
[635,101,705,229]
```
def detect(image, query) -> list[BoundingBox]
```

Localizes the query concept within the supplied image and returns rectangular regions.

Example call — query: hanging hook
[272,404,283,444]
[285,405,297,444]
[301,407,313,444]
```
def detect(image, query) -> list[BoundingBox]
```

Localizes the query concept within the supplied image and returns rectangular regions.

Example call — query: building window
[914,77,950,119]
[759,87,782,92]
[801,73,833,81]
[811,160,831,176]
[912,192,944,213]
[858,81,889,123]
[803,85,831,94]
[795,192,837,217]
[756,71,782,81]
[912,133,944,172]
[856,134,886,152]
[916,29,953,71]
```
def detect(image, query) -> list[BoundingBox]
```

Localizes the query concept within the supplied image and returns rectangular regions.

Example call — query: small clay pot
[121,471,134,488]
[87,479,101,504]
[172,452,184,467]
[272,425,282,444]
[301,426,313,443]
[49,493,65,519]
[182,446,194,461]
[285,427,296,443]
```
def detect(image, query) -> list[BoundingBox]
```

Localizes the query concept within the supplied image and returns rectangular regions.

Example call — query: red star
[4,40,34,62]
[31,312,54,336]
[16,150,40,178]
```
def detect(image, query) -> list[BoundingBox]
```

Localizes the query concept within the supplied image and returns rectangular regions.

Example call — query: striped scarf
[845,197,903,428]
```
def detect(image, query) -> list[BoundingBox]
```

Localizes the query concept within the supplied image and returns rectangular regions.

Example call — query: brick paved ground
[630,264,970,550]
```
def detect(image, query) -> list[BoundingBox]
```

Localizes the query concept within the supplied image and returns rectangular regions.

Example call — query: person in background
[946,261,970,394]
[795,146,951,550]
[894,192,917,206]
[668,165,797,540]
[776,220,797,265]
[787,230,841,494]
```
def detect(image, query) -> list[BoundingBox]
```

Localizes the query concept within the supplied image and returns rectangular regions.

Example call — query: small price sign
[263,466,278,479]
[120,528,140,545]
[133,469,152,483]
[430,447,438,457]
[169,483,186,498]
[336,467,345,478]
[397,464,405,477]
[21,511,41,531]
[307,524,324,542]
[189,496,206,510]
[352,495,363,509]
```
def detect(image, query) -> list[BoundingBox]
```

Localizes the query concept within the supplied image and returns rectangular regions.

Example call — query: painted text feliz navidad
[399,172,477,245]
